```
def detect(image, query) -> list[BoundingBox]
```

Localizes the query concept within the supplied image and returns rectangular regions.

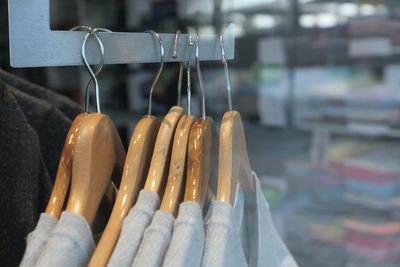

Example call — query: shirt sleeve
[19,213,58,267]
[34,211,95,267]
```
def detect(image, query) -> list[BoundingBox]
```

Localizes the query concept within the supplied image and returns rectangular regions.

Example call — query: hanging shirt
[107,190,160,267]
[162,201,205,267]
[34,211,95,267]
[202,172,298,267]
[19,213,58,267]
[132,210,174,267]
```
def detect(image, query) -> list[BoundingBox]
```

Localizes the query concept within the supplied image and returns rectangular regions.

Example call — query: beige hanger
[89,116,159,267]
[143,31,185,197]
[44,113,85,218]
[45,113,119,219]
[184,34,218,207]
[184,117,216,207]
[160,114,196,215]
[215,34,255,204]
[46,28,120,220]
[216,111,254,204]
[144,106,184,196]
[65,113,125,224]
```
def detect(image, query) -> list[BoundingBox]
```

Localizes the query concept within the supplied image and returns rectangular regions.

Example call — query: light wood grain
[160,115,196,216]
[89,116,159,267]
[45,113,85,218]
[184,117,216,207]
[65,113,126,225]
[144,106,184,197]
[216,111,254,204]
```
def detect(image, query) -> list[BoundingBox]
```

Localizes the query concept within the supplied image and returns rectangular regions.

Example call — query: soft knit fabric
[34,212,95,267]
[107,190,160,267]
[162,201,205,267]
[19,213,58,267]
[132,210,174,267]
[202,173,298,267]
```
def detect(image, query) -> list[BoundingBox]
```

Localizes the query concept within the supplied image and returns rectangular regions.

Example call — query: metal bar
[8,0,235,68]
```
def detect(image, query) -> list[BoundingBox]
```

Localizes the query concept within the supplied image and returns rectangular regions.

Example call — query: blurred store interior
[2,1,400,266]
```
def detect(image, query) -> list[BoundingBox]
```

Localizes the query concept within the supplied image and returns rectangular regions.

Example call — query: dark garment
[0,81,49,267]
[0,75,81,267]
[0,69,81,119]
[10,87,74,183]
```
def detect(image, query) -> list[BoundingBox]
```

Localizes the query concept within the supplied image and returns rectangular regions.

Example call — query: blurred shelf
[300,122,400,138]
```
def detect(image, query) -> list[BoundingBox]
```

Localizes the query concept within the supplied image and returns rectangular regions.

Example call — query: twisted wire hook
[145,30,165,116]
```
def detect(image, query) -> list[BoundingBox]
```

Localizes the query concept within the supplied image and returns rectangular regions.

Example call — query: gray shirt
[34,211,95,267]
[202,172,298,267]
[19,213,58,267]
[107,189,160,267]
[162,201,205,267]
[132,210,174,267]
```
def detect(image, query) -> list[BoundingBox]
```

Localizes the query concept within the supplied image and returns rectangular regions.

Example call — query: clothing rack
[8,0,235,68]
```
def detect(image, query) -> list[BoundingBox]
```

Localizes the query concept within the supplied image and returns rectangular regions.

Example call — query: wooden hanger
[184,117,217,207]
[216,34,255,204]
[44,113,85,218]
[216,111,254,204]
[144,106,184,196]
[88,115,159,267]
[160,114,196,215]
[184,34,219,207]
[45,113,118,219]
[65,113,126,225]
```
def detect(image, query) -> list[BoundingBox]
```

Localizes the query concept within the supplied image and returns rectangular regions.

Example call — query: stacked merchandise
[349,16,400,46]
[338,146,400,210]
[285,211,346,267]
[284,138,400,267]
[345,219,400,267]
[289,67,400,136]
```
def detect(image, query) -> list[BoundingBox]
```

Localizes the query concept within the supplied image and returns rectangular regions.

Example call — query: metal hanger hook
[195,34,206,119]
[186,33,195,116]
[219,34,233,111]
[145,30,165,116]
[70,26,110,113]
[173,30,183,107]
[84,28,112,113]
[81,30,103,113]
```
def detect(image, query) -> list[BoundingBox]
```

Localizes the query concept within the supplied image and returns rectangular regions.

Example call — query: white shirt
[202,172,298,267]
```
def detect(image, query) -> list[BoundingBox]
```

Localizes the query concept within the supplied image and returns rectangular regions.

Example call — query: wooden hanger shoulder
[66,113,126,225]
[89,115,159,267]
[184,117,216,207]
[144,106,184,196]
[160,114,196,216]
[45,113,85,218]
[216,111,254,204]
